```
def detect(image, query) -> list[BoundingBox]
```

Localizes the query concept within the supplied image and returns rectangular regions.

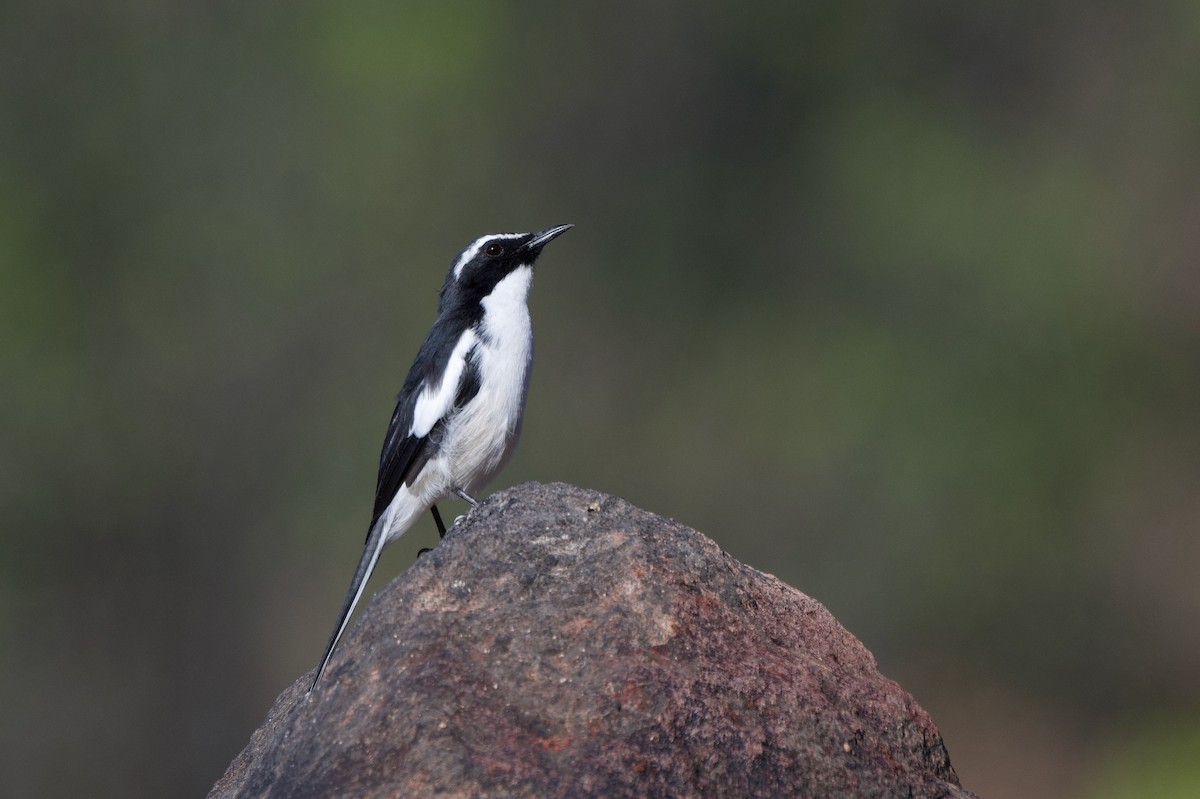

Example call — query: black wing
[368,327,482,536]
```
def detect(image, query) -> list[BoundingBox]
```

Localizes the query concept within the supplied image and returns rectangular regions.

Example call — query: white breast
[446,266,534,492]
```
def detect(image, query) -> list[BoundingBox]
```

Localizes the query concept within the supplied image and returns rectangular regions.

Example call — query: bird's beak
[524,224,573,252]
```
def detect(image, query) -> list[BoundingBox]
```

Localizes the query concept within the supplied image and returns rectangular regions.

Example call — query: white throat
[480,266,534,345]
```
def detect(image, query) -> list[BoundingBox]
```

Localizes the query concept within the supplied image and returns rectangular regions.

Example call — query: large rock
[211,482,975,798]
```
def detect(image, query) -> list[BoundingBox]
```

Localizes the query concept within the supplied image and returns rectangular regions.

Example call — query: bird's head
[440,224,572,308]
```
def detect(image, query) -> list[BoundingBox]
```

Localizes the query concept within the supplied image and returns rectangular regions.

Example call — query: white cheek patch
[410,330,477,438]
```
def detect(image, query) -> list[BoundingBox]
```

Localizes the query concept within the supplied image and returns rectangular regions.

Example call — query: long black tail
[308,517,388,692]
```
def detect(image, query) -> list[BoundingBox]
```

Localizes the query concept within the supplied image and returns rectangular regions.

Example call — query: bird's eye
[485,242,504,257]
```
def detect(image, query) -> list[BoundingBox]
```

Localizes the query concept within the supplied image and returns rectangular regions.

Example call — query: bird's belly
[446,339,530,493]
[445,395,518,492]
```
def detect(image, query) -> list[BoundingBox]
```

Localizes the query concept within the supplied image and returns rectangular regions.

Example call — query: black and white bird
[309,224,572,691]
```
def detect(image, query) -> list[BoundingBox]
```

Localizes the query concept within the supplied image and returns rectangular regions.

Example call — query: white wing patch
[409,330,477,438]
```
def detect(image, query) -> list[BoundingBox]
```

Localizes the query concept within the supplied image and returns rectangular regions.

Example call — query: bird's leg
[417,505,449,558]
[420,491,476,550]
[448,488,477,528]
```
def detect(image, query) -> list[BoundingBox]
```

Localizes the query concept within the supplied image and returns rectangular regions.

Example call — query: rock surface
[210,482,975,799]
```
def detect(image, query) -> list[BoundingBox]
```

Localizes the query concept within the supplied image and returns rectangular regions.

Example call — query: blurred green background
[3,2,1198,797]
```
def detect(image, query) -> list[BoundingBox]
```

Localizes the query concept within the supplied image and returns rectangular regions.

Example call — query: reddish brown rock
[210,482,975,799]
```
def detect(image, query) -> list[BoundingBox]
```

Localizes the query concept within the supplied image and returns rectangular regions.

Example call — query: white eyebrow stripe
[450,232,527,279]
[409,330,478,438]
